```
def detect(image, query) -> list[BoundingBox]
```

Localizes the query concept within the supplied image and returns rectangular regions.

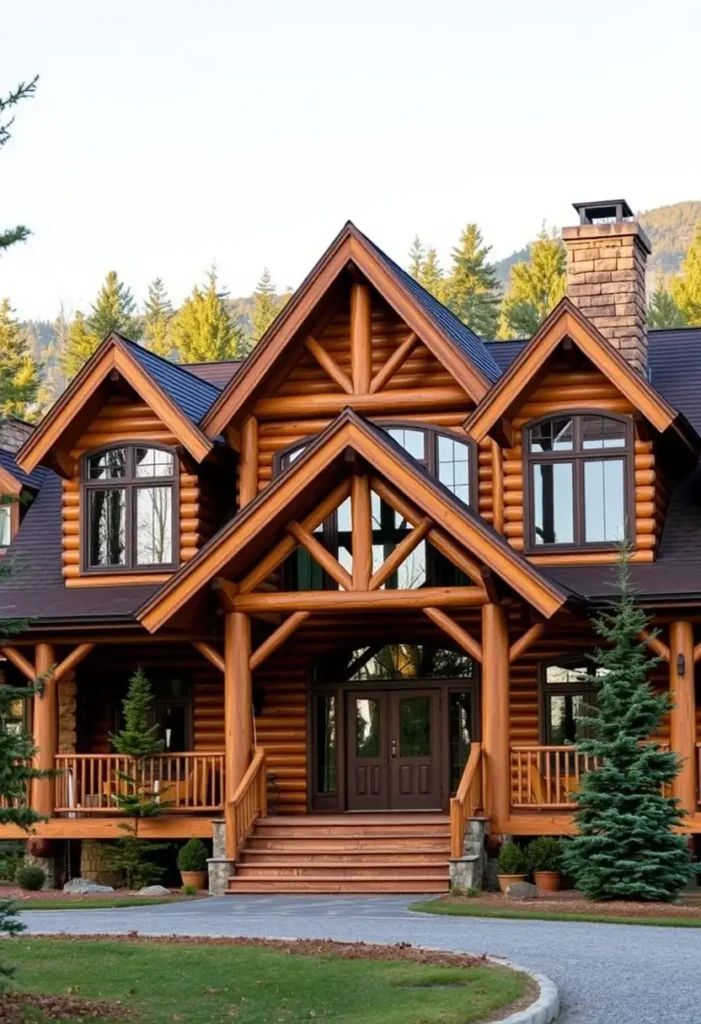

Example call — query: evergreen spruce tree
[106,668,169,889]
[417,247,445,300]
[87,271,142,342]
[1,76,38,254]
[444,224,500,337]
[498,229,567,339]
[671,222,701,325]
[647,284,687,329]
[143,278,174,359]
[408,236,425,280]
[562,550,695,902]
[0,299,41,418]
[173,266,247,362]
[252,267,281,342]
[59,311,98,380]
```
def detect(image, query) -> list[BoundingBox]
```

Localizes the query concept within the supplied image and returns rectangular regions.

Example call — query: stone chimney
[563,200,651,375]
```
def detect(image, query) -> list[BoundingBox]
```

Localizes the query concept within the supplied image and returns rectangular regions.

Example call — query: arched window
[83,444,177,571]
[525,413,633,550]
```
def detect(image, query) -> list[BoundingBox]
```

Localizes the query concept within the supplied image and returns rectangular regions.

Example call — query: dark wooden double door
[346,689,440,811]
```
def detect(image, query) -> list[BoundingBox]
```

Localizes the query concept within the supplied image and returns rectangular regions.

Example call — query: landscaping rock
[505,881,539,899]
[63,878,115,894]
[139,885,172,896]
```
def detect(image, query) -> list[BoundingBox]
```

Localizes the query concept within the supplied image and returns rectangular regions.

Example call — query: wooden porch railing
[225,748,267,862]
[53,753,225,813]
[449,741,482,859]
[697,743,701,807]
[511,746,600,808]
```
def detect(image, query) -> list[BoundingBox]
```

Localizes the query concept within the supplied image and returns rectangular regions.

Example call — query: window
[541,662,602,744]
[0,504,11,548]
[526,414,631,550]
[84,445,177,571]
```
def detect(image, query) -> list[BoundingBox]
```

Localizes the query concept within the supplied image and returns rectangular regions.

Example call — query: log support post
[351,473,372,590]
[481,602,510,831]
[32,643,57,818]
[224,611,252,859]
[669,620,697,818]
[239,416,259,507]
[350,282,372,394]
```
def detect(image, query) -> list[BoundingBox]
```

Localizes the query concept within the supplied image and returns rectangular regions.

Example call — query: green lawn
[5,938,527,1024]
[16,896,195,911]
[411,898,701,928]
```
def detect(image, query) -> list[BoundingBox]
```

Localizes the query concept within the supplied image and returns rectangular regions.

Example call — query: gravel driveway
[20,895,701,1022]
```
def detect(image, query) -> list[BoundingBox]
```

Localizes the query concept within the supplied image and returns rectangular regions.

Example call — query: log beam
[693,641,701,664]
[191,640,225,675]
[370,517,432,590]
[424,606,482,662]
[213,578,239,613]
[239,416,259,507]
[669,620,696,819]
[350,282,372,393]
[369,332,417,394]
[491,440,504,534]
[305,335,353,395]
[287,521,353,591]
[1,646,36,681]
[249,611,311,671]
[52,643,96,685]
[639,629,670,662]
[351,474,372,590]
[509,622,547,663]
[232,586,488,614]
[481,602,510,828]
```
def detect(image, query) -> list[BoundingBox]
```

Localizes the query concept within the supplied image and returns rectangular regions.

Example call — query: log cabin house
[2,199,701,894]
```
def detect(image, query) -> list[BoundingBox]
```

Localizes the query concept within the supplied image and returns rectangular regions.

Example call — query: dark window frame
[82,442,180,574]
[523,411,635,554]
[538,657,598,745]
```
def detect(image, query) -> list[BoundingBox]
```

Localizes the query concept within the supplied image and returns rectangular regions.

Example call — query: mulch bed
[0,993,135,1022]
[0,886,176,903]
[445,889,701,918]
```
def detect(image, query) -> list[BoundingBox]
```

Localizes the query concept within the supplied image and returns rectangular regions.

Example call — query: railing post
[669,621,696,818]
[481,603,510,830]
[224,611,252,860]
[32,643,56,817]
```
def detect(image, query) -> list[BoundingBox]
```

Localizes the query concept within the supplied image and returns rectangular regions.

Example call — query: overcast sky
[3,0,701,321]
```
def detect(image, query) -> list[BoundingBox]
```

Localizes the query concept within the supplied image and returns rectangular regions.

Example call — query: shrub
[497,841,526,875]
[177,838,208,872]
[16,865,45,891]
[181,884,198,896]
[0,842,24,882]
[526,837,563,874]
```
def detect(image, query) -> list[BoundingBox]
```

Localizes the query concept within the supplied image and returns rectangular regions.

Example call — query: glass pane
[347,644,472,680]
[548,693,589,744]
[315,695,336,793]
[285,446,306,467]
[135,447,174,478]
[136,486,173,564]
[336,497,352,533]
[355,699,381,757]
[584,459,625,542]
[530,418,573,453]
[450,691,472,792]
[438,436,470,505]
[0,505,11,546]
[155,705,187,752]
[394,539,426,590]
[545,664,588,686]
[400,697,431,756]
[88,489,126,566]
[388,427,426,461]
[296,549,324,590]
[582,416,626,450]
[87,448,126,480]
[532,462,574,545]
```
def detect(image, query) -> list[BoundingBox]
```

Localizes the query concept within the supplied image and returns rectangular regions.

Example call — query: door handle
[391,738,397,760]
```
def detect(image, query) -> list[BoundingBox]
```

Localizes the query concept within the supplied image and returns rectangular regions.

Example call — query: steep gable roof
[139,409,572,632]
[466,298,696,446]
[0,448,45,494]
[202,223,499,439]
[119,337,221,423]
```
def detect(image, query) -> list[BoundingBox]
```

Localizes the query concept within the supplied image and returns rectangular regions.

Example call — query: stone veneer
[562,221,651,375]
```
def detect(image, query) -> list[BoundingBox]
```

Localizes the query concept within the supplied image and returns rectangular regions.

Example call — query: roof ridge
[117,335,221,398]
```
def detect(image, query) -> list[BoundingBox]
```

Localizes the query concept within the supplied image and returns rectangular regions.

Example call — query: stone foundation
[79,839,122,888]
[449,817,488,892]
[57,671,77,754]
[208,819,234,894]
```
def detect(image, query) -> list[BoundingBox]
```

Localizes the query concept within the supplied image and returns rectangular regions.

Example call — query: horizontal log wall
[62,394,206,581]
[502,362,658,563]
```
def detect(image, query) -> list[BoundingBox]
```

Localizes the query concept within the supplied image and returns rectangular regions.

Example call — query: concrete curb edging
[486,957,560,1023]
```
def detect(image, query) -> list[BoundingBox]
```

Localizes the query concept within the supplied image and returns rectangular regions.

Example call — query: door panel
[390,690,441,810]
[346,693,389,810]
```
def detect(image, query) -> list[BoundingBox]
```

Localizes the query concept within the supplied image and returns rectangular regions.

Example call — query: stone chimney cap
[572,199,634,225]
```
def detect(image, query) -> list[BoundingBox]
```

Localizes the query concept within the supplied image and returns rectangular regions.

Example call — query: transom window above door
[83,444,177,572]
[525,413,632,550]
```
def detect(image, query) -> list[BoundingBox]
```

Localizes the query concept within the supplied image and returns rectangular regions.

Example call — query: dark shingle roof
[182,361,242,389]
[0,448,46,491]
[357,230,503,385]
[118,337,221,424]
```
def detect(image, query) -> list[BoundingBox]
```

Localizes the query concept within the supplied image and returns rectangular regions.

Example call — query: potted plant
[177,838,208,890]
[526,836,563,892]
[496,841,527,893]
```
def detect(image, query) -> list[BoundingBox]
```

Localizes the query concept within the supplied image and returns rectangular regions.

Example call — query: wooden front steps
[226,813,451,894]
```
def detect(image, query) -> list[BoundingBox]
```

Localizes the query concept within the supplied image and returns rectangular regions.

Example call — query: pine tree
[173,266,247,362]
[408,236,425,280]
[59,311,98,380]
[444,225,500,337]
[0,299,41,418]
[252,267,281,342]
[87,271,142,342]
[671,222,701,325]
[417,247,445,300]
[498,228,566,339]
[562,549,695,902]
[106,668,169,889]
[647,284,687,329]
[143,278,174,359]
[1,76,38,254]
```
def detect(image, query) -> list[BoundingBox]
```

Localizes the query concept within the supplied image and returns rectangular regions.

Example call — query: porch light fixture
[677,653,686,678]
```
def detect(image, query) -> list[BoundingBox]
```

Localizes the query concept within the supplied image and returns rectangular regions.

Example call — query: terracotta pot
[180,871,207,890]
[534,870,561,892]
[497,873,527,893]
